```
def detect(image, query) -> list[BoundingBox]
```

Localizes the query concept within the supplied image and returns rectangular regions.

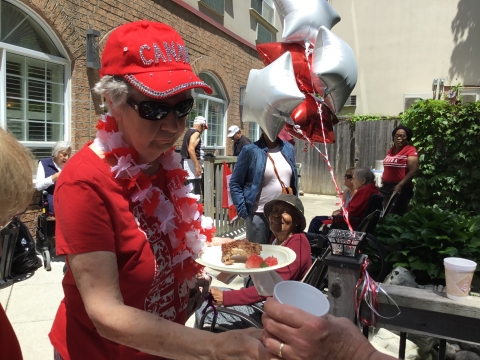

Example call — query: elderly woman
[381,125,419,215]
[48,21,265,360]
[324,168,380,227]
[0,127,35,360]
[35,140,72,214]
[307,167,356,233]
[196,194,312,329]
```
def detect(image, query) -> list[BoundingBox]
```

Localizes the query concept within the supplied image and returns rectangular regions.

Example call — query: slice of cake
[221,239,262,265]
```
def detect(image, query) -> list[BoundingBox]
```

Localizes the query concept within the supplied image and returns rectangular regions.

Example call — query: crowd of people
[0,19,420,360]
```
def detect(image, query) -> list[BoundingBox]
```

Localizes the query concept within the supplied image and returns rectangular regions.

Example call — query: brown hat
[264,194,306,233]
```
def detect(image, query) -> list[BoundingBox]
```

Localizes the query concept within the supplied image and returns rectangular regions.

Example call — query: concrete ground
[0,194,342,360]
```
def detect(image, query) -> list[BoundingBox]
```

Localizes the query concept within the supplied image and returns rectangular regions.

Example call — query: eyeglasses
[127,97,194,121]
[344,174,353,179]
[394,134,407,139]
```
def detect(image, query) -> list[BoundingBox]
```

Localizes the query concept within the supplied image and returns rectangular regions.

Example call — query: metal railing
[203,156,245,236]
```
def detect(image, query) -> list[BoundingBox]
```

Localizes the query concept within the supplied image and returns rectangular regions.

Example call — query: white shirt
[255,145,292,213]
[35,160,61,191]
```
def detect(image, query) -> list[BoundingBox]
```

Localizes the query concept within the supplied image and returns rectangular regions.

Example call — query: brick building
[1,0,282,157]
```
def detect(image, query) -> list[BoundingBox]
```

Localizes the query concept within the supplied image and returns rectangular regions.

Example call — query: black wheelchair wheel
[358,234,388,282]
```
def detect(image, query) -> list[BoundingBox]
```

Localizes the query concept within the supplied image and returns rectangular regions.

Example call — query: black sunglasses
[344,174,353,179]
[127,97,194,121]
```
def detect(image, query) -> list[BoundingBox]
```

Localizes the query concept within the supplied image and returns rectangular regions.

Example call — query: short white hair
[52,141,72,157]
[93,76,134,108]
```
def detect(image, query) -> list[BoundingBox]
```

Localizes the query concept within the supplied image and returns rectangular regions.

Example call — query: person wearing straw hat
[48,20,266,360]
[196,194,311,330]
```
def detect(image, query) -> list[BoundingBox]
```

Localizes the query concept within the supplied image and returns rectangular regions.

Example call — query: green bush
[376,207,480,285]
[402,100,480,214]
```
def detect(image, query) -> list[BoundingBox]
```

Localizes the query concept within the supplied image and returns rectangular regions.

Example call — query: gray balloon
[274,0,341,46]
[311,27,358,114]
[242,52,305,142]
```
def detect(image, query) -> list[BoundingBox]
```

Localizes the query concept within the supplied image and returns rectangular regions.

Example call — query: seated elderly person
[323,167,380,228]
[35,141,72,214]
[195,194,312,330]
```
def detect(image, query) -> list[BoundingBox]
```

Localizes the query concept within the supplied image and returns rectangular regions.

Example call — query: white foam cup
[444,257,477,301]
[273,281,330,317]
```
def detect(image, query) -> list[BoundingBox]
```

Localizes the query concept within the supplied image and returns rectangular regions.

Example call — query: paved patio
[0,193,338,360]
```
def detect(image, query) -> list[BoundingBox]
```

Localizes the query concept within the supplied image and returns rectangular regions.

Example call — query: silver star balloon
[242,52,305,142]
[274,0,341,46]
[311,26,358,114]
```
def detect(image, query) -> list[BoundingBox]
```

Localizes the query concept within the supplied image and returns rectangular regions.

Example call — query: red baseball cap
[100,20,212,99]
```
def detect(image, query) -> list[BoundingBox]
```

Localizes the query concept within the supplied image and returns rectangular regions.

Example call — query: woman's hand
[393,183,403,194]
[51,172,60,182]
[210,287,224,306]
[261,298,394,360]
[212,328,267,359]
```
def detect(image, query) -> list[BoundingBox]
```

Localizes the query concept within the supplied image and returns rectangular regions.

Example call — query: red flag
[222,162,238,222]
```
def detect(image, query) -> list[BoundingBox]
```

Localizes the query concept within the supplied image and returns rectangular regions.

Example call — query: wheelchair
[35,190,56,271]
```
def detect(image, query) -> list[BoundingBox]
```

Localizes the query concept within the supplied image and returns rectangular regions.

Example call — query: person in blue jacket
[35,141,72,214]
[229,131,298,244]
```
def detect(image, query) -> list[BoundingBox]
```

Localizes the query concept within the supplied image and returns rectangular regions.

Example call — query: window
[345,95,357,107]
[251,0,274,24]
[0,0,69,159]
[403,94,429,111]
[189,72,227,156]
[199,0,225,16]
[248,123,260,143]
[256,23,273,44]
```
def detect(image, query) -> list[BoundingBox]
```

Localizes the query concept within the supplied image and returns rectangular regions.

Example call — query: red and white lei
[93,113,215,288]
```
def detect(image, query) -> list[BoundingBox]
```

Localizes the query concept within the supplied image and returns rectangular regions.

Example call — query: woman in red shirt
[381,125,419,215]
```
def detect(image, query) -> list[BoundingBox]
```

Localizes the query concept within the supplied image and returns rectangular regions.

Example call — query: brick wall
[24,0,262,155]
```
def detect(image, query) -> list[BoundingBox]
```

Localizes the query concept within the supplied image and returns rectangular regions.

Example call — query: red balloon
[285,94,338,144]
[257,42,314,94]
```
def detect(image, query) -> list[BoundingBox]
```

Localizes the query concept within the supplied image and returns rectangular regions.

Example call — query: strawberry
[264,256,278,267]
[246,254,264,269]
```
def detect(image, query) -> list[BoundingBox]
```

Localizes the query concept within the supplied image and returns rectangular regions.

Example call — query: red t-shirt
[0,304,23,360]
[222,233,312,307]
[382,144,418,183]
[49,145,190,360]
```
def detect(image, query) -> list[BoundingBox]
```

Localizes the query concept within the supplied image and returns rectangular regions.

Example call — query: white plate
[196,245,296,274]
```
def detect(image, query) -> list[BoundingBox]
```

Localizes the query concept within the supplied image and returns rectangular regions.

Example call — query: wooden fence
[295,119,399,195]
[203,156,245,236]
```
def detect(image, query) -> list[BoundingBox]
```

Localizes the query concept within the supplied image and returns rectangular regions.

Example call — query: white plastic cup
[444,257,477,301]
[273,281,330,317]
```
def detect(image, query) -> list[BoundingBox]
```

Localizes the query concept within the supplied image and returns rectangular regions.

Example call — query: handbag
[267,153,294,195]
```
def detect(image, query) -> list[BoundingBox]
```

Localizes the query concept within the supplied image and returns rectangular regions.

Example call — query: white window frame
[248,122,260,143]
[0,0,71,153]
[192,72,228,155]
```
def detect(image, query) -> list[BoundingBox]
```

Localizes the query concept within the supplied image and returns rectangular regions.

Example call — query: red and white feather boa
[93,113,215,288]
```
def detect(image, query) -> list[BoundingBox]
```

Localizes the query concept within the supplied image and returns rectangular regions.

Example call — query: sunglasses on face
[126,97,194,121]
[344,174,353,179]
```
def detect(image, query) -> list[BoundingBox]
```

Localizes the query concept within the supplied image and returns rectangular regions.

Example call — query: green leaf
[438,247,458,256]
[400,233,417,241]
